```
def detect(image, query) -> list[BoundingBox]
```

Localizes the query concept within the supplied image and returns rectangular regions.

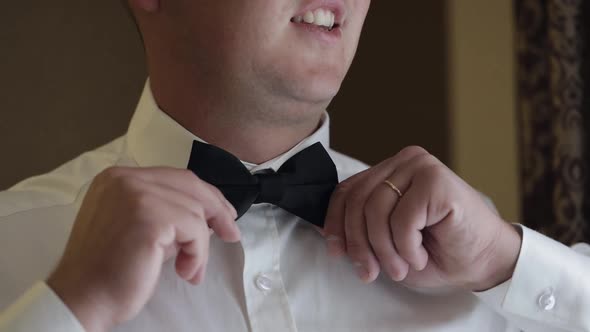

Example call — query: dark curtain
[516,0,590,244]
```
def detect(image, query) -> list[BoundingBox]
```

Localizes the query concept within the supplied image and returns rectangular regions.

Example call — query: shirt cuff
[503,225,590,329]
[477,225,590,331]
[474,278,512,312]
[0,281,85,332]
[473,223,522,310]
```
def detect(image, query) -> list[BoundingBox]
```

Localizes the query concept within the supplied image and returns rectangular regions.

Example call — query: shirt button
[255,274,273,292]
[538,288,556,311]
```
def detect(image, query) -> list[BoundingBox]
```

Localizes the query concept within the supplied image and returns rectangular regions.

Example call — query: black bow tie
[187,141,338,227]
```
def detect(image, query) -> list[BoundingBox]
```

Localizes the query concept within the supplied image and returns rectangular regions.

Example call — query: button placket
[239,205,298,332]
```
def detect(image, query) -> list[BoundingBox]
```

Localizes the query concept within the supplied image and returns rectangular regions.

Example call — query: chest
[114,205,508,332]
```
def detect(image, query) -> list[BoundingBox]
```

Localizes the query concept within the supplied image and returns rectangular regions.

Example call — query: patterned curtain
[516,0,590,244]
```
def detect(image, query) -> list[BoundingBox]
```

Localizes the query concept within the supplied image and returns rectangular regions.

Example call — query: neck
[148,74,325,165]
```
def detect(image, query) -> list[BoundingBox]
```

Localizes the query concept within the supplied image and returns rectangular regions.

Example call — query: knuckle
[421,163,447,181]
[104,172,141,194]
[393,237,414,259]
[183,169,197,178]
[190,205,206,221]
[193,179,225,205]
[181,170,202,188]
[129,191,157,214]
[93,167,125,189]
[99,166,124,179]
[186,170,205,186]
[140,220,166,244]
[415,153,440,166]
[205,181,223,197]
[399,146,429,158]
[184,170,210,191]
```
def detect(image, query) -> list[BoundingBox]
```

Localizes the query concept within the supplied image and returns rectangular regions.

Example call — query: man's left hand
[323,146,522,291]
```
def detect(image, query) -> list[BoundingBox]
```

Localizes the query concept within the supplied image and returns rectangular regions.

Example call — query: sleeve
[476,225,590,332]
[0,282,85,332]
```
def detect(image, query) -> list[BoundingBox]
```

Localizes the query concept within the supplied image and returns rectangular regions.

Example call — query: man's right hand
[46,167,240,332]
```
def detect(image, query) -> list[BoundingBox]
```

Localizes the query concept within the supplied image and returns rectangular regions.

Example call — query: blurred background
[1,1,588,243]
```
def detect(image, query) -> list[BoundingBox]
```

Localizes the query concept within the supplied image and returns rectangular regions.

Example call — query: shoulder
[328,148,371,182]
[0,137,127,218]
[0,136,130,307]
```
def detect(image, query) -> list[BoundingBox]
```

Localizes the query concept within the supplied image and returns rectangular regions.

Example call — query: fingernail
[354,263,370,282]
[326,236,345,256]
[390,270,403,282]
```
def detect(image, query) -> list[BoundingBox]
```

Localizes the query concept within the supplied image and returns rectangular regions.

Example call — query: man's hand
[323,146,522,291]
[47,167,240,332]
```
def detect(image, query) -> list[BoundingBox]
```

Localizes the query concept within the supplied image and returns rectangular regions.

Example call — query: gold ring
[383,180,403,198]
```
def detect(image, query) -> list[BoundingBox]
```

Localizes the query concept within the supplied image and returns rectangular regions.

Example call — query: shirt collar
[127,80,331,173]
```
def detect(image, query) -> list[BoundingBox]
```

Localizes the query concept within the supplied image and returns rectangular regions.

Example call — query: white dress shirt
[1,81,589,332]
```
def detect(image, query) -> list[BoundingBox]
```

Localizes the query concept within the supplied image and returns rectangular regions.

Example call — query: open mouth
[291,8,341,32]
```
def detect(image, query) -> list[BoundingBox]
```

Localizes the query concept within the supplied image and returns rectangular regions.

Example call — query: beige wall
[0,1,146,189]
[331,1,448,166]
[448,0,520,222]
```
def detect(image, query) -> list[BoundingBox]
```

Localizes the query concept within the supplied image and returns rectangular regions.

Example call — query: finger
[188,266,207,285]
[192,176,239,220]
[324,165,377,257]
[175,228,209,282]
[331,146,429,254]
[186,232,215,284]
[352,146,430,192]
[120,167,238,220]
[133,195,210,280]
[387,156,438,271]
[157,170,241,242]
[344,200,380,283]
[365,184,409,281]
[324,183,349,257]
[155,200,210,282]
[151,181,240,243]
[163,243,181,261]
[128,168,241,242]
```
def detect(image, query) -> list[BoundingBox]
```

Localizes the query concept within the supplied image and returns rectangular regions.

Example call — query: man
[0,0,588,331]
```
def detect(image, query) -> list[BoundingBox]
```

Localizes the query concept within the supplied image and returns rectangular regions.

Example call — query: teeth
[315,9,327,26]
[294,9,336,29]
[303,11,315,24]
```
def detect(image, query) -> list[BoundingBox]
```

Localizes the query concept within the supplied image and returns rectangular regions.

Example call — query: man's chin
[287,80,342,105]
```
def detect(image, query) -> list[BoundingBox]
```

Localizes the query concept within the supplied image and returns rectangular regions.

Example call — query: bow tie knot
[254,172,286,204]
